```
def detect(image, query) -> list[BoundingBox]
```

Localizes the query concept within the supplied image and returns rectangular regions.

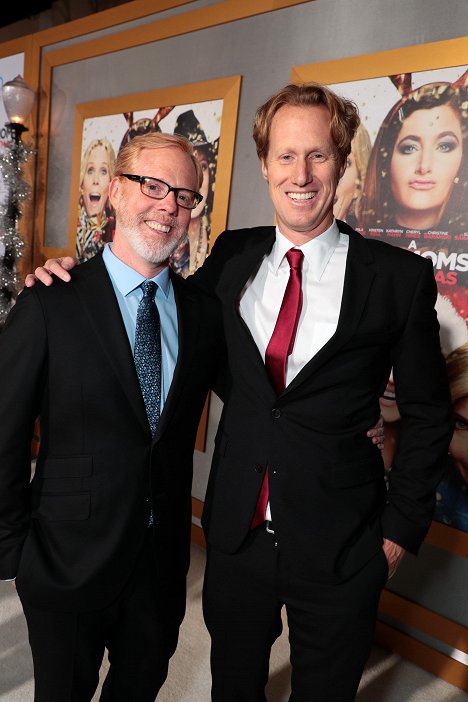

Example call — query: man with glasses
[0,132,222,702]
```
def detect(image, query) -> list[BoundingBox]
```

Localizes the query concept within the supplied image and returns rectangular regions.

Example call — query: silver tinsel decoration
[0,137,34,325]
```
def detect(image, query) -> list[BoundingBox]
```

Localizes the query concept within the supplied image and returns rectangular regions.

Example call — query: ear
[261,159,269,182]
[108,176,121,209]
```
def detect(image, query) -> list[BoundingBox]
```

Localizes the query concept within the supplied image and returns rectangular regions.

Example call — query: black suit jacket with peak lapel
[0,251,222,611]
[193,220,453,583]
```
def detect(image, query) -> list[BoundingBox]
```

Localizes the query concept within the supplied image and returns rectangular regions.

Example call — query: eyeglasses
[120,173,203,210]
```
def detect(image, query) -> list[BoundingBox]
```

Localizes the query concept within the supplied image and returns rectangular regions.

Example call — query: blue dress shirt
[102,244,178,412]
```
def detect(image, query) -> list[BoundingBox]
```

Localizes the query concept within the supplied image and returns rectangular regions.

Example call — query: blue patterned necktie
[134,280,161,436]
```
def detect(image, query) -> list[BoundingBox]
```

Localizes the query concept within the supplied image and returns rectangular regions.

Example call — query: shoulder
[19,253,108,314]
[189,227,275,294]
[211,226,275,254]
[68,250,106,282]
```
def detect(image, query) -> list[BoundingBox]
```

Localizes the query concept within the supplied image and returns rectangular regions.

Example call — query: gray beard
[116,198,187,265]
[120,223,186,265]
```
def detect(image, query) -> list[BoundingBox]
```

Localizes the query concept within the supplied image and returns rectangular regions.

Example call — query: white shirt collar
[272,219,341,281]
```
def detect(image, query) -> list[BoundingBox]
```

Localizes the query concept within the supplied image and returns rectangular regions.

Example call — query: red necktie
[251,248,304,528]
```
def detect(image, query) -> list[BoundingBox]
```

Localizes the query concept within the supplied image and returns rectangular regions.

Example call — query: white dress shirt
[239,220,349,523]
[239,220,349,388]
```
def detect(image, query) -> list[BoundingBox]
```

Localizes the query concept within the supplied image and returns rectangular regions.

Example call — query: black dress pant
[203,526,388,702]
[19,532,185,702]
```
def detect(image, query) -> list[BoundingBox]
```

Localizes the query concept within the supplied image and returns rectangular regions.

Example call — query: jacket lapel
[282,225,376,396]
[153,272,201,441]
[73,252,150,434]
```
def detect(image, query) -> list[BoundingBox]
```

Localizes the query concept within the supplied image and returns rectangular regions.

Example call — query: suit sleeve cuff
[381,503,430,555]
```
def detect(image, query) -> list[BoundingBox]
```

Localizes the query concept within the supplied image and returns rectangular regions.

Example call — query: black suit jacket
[0,252,221,611]
[194,221,452,583]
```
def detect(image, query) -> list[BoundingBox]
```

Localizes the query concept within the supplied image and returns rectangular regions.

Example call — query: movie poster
[331,66,468,532]
[76,99,222,278]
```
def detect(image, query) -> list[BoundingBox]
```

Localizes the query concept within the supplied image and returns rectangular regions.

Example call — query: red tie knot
[286,248,304,270]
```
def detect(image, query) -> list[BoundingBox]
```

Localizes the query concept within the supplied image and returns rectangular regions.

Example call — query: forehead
[268,104,334,150]
[87,144,109,163]
[132,146,196,180]
[399,104,462,137]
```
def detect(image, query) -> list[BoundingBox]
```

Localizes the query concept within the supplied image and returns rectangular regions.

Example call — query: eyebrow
[398,130,460,144]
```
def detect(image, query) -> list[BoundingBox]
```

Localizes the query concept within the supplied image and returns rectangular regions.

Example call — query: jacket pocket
[31,456,93,519]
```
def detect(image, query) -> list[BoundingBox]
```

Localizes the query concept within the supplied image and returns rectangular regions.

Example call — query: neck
[277,217,334,246]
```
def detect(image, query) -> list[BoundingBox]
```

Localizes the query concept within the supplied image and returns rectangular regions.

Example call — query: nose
[415,146,432,175]
[160,189,178,214]
[292,157,312,186]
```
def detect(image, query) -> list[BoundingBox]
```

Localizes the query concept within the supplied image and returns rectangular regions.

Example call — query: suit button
[271,408,281,419]
[254,464,263,473]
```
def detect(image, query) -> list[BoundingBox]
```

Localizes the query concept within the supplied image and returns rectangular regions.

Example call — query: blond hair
[114,132,203,188]
[253,82,360,169]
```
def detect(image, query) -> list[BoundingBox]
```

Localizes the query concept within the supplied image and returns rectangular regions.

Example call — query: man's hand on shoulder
[24,256,78,287]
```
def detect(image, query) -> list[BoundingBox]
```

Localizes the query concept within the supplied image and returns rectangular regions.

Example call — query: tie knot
[141,280,157,299]
[286,249,304,270]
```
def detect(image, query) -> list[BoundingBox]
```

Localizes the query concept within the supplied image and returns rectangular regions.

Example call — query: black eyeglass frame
[120,173,203,210]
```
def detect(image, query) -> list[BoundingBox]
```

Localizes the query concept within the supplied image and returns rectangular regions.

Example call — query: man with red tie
[193,83,452,701]
[27,82,451,702]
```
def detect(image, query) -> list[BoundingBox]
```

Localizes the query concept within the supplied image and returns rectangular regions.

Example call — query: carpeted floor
[1,544,465,701]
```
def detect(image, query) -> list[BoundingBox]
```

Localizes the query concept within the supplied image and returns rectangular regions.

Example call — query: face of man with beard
[109,146,197,277]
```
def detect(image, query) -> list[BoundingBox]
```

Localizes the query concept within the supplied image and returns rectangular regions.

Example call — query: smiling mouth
[145,221,171,234]
[287,191,316,201]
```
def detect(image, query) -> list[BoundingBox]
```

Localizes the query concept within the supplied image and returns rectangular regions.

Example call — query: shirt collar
[102,243,171,298]
[272,219,340,281]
